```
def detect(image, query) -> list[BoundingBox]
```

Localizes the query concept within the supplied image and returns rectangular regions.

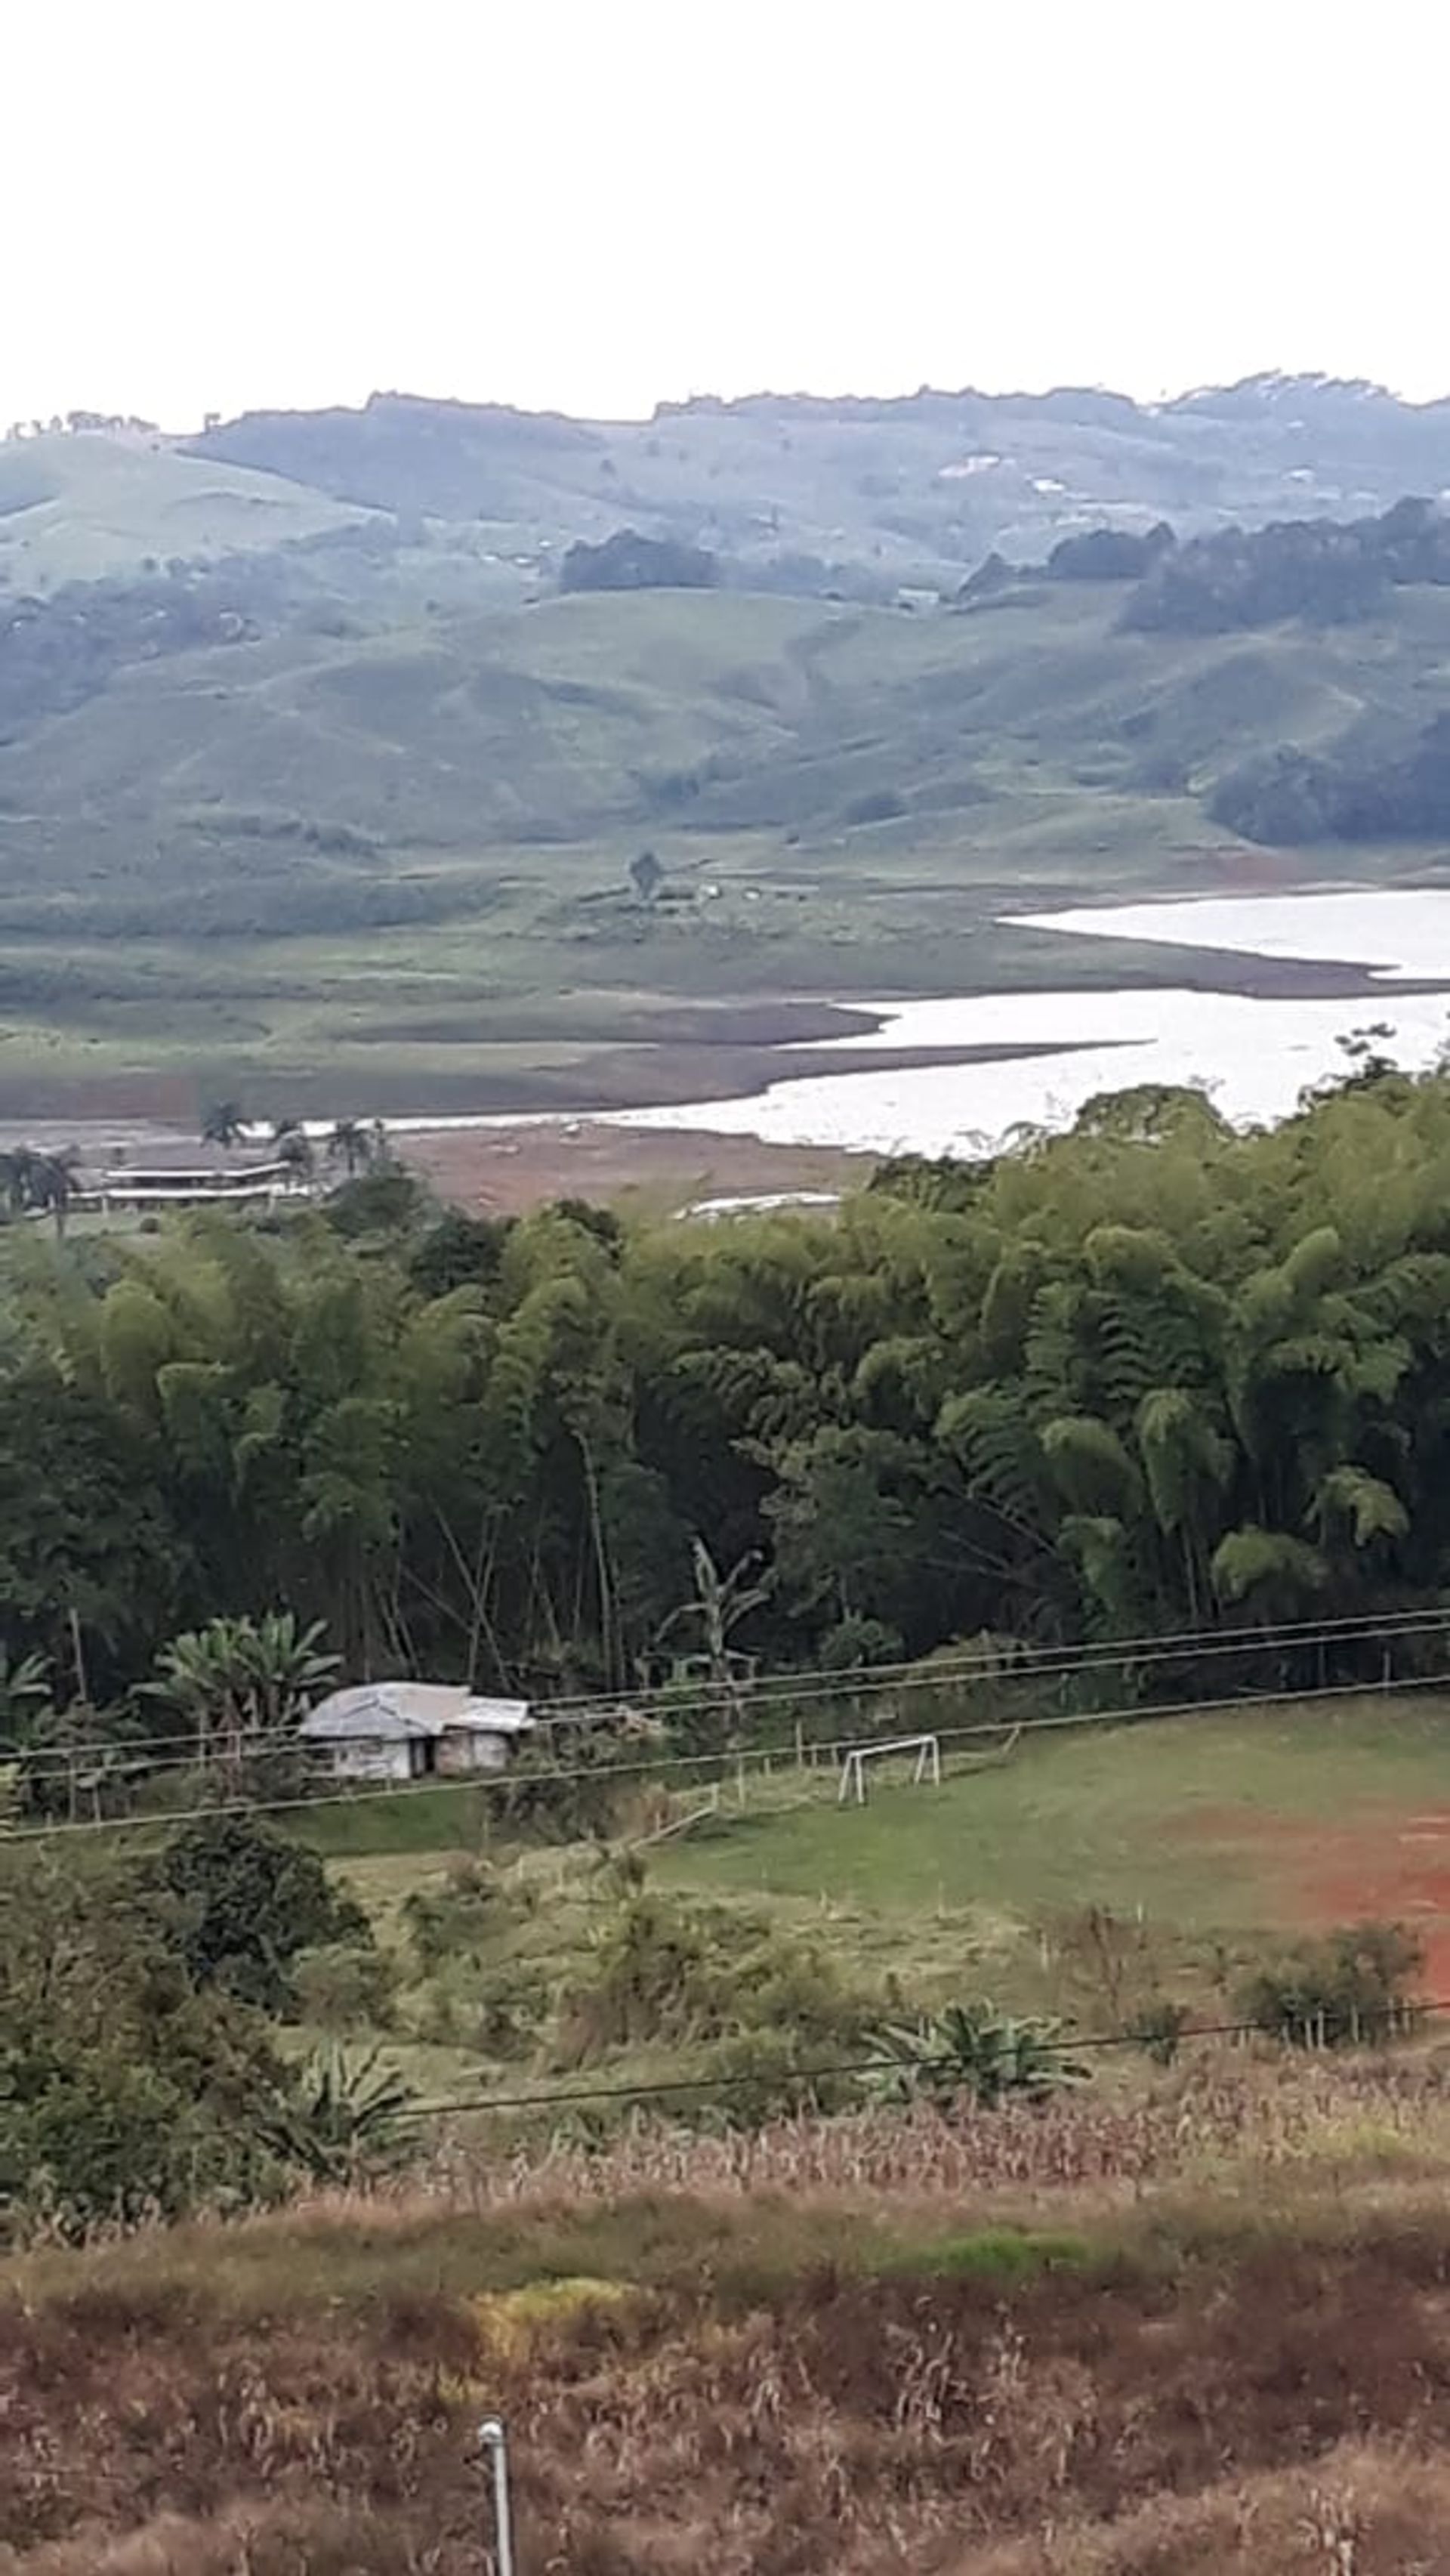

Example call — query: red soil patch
[400,1120,867,1217]
[1183,1803,1450,1995]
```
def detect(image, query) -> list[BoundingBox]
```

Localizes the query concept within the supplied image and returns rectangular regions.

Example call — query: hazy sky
[9,0,1448,429]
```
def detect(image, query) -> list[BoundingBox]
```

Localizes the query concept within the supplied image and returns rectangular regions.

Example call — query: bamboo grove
[8,1063,1450,1710]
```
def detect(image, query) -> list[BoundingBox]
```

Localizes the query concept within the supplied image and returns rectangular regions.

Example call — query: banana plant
[254,2046,417,2184]
[866,2003,1090,2110]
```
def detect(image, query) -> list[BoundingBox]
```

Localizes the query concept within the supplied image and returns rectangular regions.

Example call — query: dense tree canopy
[5,1068,1450,1712]
[559,528,719,594]
[1123,496,1450,635]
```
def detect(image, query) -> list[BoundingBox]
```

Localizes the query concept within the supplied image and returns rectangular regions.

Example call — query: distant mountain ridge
[180,373,1450,592]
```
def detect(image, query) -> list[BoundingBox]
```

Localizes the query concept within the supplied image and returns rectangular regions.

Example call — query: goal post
[836,1732,942,1806]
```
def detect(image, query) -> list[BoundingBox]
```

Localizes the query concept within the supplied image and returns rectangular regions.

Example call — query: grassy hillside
[188,375,1450,585]
[276,1693,1450,2118]
[13,1689,1450,2567]
[0,433,368,585]
[2,570,1449,1117]
[10,2089,1450,2569]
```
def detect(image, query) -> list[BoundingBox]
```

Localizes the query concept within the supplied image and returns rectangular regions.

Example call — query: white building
[298,1682,534,1783]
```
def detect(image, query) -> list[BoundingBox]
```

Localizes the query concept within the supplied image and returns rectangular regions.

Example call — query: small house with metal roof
[298,1682,534,1783]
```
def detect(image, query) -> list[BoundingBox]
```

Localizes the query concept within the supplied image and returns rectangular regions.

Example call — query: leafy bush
[1238,1920,1424,2048]
[400,1858,529,1969]
[551,1886,872,2071]
[1047,524,1171,582]
[292,1941,399,2033]
[867,2003,1091,2110]
[1125,1998,1192,2067]
[559,527,717,593]
[0,1845,285,2237]
[143,1813,369,2012]
[499,1729,634,1842]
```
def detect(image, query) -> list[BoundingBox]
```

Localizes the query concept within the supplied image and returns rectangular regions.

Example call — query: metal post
[479,2415,517,2576]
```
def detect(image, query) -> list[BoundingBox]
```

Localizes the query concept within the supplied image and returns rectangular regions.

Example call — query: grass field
[659,1697,1450,1930]
[295,1693,1450,2110]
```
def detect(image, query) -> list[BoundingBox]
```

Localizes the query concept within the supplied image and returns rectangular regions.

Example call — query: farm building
[298,1682,534,1783]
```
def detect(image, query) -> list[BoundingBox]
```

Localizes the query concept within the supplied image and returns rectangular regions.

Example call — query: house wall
[320,1740,415,1784]
[435,1728,511,1777]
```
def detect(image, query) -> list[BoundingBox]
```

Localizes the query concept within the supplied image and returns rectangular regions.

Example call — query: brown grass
[9,2056,1450,2571]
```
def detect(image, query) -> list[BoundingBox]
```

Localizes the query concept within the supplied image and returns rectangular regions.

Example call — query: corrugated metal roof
[299,1682,532,1742]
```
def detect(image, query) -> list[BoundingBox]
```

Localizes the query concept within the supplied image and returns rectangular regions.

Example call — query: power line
[9,1602,1449,1781]
[6,1664,1448,1846]
[394,2000,1447,2124]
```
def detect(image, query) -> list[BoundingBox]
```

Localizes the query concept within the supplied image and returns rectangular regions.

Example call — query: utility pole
[68,1605,91,1710]
[479,2415,517,2575]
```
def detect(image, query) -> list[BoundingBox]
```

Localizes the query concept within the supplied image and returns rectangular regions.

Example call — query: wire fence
[5,1603,1450,1842]
[11,1599,1450,1781]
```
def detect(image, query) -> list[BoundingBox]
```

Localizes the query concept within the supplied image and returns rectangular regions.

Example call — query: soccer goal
[837,1732,942,1806]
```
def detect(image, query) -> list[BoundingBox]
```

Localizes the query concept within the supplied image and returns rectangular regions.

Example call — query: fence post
[479,2415,517,2576]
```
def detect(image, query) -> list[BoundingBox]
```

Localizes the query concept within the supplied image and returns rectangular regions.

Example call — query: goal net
[836,1732,942,1806]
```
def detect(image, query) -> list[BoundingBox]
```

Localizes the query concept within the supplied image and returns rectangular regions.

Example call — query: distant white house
[72,1144,315,1217]
[298,1682,535,1784]
[87,1158,305,1214]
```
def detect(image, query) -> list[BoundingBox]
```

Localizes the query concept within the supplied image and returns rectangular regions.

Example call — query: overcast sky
[8,0,1448,430]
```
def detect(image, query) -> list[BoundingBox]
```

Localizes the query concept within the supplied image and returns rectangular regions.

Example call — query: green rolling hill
[0,384,1448,1119]
[0,433,369,585]
[0,573,1447,1120]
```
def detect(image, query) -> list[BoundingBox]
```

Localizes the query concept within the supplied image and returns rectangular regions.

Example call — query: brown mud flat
[0,918,1445,1131]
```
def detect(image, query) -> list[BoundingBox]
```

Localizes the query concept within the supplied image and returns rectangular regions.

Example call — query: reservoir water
[610,889,1450,1160]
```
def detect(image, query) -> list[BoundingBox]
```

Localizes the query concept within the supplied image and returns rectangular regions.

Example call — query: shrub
[551,1886,872,2072]
[0,1844,286,2237]
[499,1730,634,1842]
[401,1858,526,1969]
[1125,1997,1192,2067]
[0,2040,282,2236]
[559,527,717,593]
[292,1940,399,2033]
[143,1812,369,2012]
[1238,1919,1424,2048]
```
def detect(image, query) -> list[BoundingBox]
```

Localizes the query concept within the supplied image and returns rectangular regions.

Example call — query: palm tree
[0,1144,81,1236]
[30,1146,80,1240]
[326,1118,385,1181]
[201,1101,249,1149]
[272,1120,316,1188]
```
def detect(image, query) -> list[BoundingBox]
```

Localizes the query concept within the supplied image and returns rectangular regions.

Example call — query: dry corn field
[9,2057,1450,2573]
